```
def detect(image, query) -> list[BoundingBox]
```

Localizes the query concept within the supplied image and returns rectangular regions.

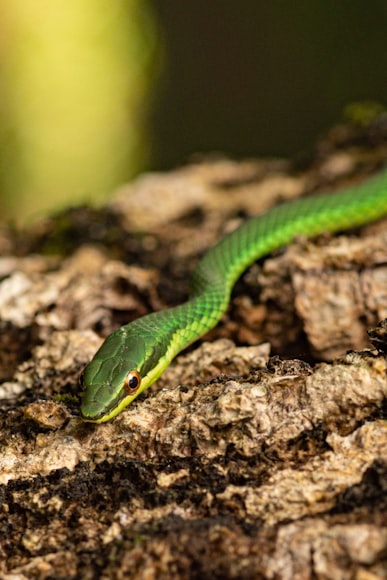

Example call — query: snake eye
[124,370,141,395]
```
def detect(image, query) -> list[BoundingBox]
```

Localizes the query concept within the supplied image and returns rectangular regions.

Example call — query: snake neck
[159,285,232,360]
[191,168,387,301]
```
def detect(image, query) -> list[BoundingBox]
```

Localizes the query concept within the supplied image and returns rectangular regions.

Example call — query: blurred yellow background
[0,0,159,221]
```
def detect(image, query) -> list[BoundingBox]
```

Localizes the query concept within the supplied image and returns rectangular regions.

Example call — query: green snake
[80,168,387,422]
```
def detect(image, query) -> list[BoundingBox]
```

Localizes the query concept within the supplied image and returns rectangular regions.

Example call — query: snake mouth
[80,398,111,423]
[79,383,123,423]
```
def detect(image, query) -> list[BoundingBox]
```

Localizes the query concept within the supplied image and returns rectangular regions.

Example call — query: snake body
[80,168,387,422]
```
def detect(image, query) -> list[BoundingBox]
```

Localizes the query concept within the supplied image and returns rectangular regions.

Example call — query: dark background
[149,1,387,168]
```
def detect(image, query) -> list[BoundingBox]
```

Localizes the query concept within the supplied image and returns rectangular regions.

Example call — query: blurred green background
[1,1,387,222]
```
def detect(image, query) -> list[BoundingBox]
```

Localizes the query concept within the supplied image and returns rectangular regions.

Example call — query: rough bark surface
[0,119,387,579]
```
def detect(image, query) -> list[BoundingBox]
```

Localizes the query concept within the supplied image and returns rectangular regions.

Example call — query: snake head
[79,315,173,423]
